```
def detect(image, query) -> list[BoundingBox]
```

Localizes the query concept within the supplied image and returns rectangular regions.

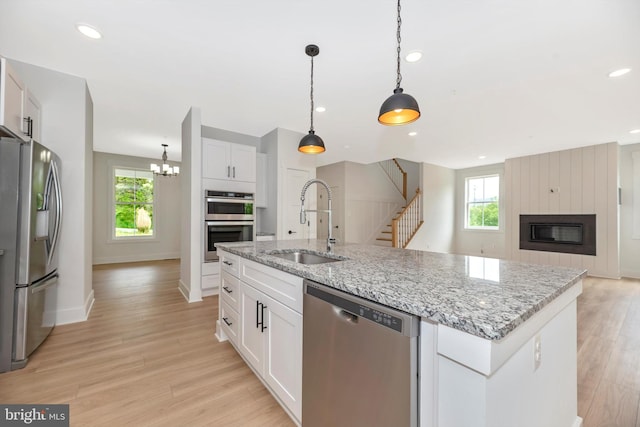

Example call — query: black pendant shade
[298,44,325,154]
[378,0,421,126]
[378,88,421,125]
[299,130,325,154]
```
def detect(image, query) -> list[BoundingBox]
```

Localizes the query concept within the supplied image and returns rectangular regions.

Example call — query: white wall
[505,142,620,278]
[11,59,94,324]
[407,163,456,254]
[396,158,422,197]
[317,161,404,244]
[620,143,640,278]
[92,152,181,264]
[180,107,202,302]
[453,164,506,258]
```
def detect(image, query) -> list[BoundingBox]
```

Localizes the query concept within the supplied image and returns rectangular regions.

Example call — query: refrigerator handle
[31,273,58,294]
[46,160,63,267]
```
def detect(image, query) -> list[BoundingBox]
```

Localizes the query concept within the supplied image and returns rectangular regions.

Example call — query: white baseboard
[178,279,203,303]
[572,416,583,427]
[92,252,180,265]
[55,289,95,325]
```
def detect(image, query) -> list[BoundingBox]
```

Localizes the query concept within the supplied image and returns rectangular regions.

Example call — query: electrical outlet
[533,334,542,370]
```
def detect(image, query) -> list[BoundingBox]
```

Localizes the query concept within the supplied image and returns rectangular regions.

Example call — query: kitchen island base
[421,281,583,427]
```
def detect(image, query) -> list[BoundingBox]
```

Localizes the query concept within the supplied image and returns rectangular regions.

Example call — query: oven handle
[206,221,255,226]
[206,197,254,204]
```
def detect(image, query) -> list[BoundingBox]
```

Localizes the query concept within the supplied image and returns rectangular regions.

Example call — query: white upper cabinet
[202,138,256,183]
[24,88,41,142]
[0,58,29,141]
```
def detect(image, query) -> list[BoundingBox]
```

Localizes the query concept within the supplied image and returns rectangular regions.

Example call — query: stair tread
[376,237,392,241]
[381,231,392,234]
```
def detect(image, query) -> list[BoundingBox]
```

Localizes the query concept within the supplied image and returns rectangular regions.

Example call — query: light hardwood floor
[1,260,639,426]
[0,260,294,427]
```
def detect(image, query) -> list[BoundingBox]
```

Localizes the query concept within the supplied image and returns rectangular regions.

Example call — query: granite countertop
[215,239,586,340]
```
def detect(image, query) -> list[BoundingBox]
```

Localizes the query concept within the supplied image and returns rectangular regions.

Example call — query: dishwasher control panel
[306,283,404,333]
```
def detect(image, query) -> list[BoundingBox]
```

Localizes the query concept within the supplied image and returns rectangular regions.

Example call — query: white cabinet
[24,88,41,142]
[202,138,256,182]
[217,250,302,423]
[239,281,302,422]
[201,261,220,297]
[256,152,267,208]
[0,57,29,141]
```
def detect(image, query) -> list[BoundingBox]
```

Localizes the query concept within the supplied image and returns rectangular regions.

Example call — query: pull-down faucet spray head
[299,179,335,251]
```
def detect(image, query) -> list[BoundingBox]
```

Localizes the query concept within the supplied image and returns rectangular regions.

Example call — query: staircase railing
[392,189,423,248]
[379,158,407,200]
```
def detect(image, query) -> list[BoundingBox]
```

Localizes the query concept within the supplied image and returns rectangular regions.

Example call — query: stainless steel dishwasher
[303,279,420,427]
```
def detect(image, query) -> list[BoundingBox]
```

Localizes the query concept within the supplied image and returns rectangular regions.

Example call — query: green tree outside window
[465,175,499,229]
[114,168,154,237]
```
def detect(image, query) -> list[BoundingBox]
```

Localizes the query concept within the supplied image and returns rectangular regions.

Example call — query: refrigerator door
[0,138,21,373]
[13,271,58,362]
[17,141,62,285]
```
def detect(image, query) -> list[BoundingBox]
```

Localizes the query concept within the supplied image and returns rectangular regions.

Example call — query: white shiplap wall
[505,142,619,278]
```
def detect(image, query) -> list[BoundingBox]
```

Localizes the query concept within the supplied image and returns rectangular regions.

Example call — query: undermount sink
[268,250,344,265]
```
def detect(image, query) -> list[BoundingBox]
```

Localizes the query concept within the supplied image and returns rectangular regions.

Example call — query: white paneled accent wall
[505,142,619,278]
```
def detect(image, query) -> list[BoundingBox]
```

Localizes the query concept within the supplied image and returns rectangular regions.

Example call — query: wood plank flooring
[1,260,639,426]
[0,260,294,427]
[578,276,640,427]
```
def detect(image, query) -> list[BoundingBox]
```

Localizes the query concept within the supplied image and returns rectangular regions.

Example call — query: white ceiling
[1,0,639,169]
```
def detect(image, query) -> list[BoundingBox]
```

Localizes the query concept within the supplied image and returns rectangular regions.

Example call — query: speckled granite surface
[216,239,586,340]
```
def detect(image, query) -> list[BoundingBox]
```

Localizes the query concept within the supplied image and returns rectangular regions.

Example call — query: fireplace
[519,214,596,256]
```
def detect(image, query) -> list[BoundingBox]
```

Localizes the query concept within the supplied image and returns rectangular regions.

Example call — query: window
[113,168,154,238]
[465,175,499,230]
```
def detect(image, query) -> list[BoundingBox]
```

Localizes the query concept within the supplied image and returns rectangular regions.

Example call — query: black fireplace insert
[519,214,596,256]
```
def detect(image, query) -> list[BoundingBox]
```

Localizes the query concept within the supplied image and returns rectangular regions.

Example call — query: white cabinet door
[203,138,232,180]
[263,294,302,421]
[239,282,265,373]
[0,58,28,141]
[231,144,256,182]
[202,138,256,183]
[24,88,41,142]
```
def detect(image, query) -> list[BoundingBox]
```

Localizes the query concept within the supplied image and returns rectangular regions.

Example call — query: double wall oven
[205,190,254,262]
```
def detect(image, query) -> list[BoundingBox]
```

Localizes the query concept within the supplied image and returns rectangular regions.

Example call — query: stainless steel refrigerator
[0,137,62,372]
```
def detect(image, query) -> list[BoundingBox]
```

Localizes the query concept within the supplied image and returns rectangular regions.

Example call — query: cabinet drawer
[219,251,239,277]
[201,273,219,291]
[220,299,239,346]
[220,270,240,311]
[240,258,303,313]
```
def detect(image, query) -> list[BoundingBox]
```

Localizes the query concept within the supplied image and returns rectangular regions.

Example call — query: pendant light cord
[395,0,403,90]
[310,55,315,132]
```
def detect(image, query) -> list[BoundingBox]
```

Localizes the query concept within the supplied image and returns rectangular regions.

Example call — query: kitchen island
[215,239,586,427]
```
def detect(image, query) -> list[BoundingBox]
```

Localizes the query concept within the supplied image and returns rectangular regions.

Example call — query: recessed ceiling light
[630,129,640,134]
[408,131,417,136]
[478,155,487,159]
[76,23,102,39]
[315,106,326,113]
[405,51,423,63]
[608,68,631,78]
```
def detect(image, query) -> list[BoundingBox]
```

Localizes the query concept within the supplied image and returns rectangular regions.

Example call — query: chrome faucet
[300,179,336,252]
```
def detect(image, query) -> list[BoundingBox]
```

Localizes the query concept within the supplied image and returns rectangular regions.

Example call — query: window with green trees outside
[465,175,499,229]
[114,168,154,238]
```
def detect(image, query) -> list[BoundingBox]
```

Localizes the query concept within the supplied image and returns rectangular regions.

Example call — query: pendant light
[150,144,179,176]
[378,0,421,126]
[298,44,326,154]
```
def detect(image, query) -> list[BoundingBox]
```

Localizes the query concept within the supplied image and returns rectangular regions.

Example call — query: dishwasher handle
[334,307,358,324]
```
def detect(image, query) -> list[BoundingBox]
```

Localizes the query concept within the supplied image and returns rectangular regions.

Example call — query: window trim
[464,174,500,231]
[110,166,158,243]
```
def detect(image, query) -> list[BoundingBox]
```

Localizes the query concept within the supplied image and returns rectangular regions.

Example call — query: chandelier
[150,144,179,176]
